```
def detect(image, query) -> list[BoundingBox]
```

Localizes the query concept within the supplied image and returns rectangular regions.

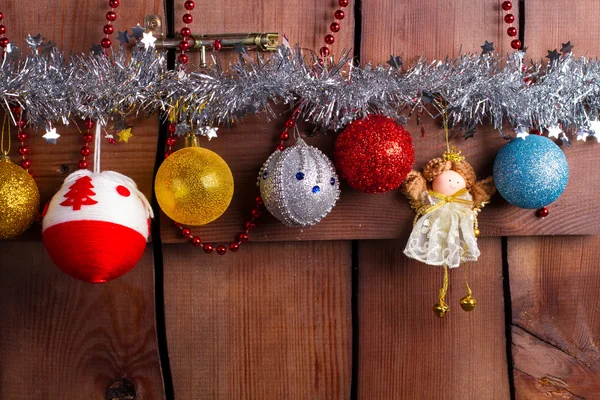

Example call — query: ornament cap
[184,132,200,148]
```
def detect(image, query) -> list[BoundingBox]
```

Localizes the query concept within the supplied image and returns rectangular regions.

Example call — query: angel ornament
[401,147,496,318]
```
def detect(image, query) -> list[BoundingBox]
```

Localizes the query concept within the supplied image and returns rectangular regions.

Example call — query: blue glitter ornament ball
[493,135,569,209]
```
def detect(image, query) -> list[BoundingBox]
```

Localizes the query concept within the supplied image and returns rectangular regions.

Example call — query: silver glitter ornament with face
[258,138,340,227]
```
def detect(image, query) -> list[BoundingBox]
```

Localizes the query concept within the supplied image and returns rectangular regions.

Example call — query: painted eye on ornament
[116,185,131,197]
[312,186,321,194]
[330,177,336,185]
[296,172,305,180]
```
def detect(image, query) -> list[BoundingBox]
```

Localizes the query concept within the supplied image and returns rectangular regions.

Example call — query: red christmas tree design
[60,176,98,210]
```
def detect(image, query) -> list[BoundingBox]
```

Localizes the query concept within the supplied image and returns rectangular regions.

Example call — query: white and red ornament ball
[42,170,153,283]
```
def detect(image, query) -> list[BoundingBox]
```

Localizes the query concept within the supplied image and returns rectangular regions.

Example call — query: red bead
[165,150,173,158]
[0,12,3,21]
[179,40,190,51]
[511,39,522,50]
[16,132,27,142]
[216,245,227,255]
[507,27,518,37]
[330,22,340,33]
[11,105,21,115]
[275,144,285,151]
[280,131,289,141]
[334,10,345,20]
[108,138,116,144]
[320,46,330,57]
[167,137,177,146]
[18,120,27,128]
[251,208,262,218]
[238,233,249,242]
[192,236,202,247]
[80,146,91,156]
[184,0,195,10]
[203,243,214,253]
[182,13,193,24]
[324,34,335,45]
[338,0,349,6]
[501,1,512,11]
[181,227,192,237]
[83,134,93,143]
[103,24,114,35]
[536,207,549,218]
[106,11,117,21]
[18,146,29,156]
[0,38,9,48]
[285,119,295,128]
[0,25,6,35]
[109,0,120,7]
[168,122,177,133]
[85,119,95,129]
[213,39,222,51]
[255,196,263,205]
[101,38,112,48]
[178,53,189,64]
[78,160,88,169]
[504,14,515,24]
[229,243,240,252]
[245,221,255,230]
[181,27,191,37]
[20,159,31,169]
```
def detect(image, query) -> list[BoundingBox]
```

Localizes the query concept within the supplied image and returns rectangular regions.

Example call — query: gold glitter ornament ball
[0,156,40,239]
[155,147,234,226]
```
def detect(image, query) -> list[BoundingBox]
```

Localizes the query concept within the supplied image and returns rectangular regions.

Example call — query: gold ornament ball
[460,294,477,312]
[0,157,40,239]
[155,147,234,226]
[433,301,450,318]
[474,228,481,237]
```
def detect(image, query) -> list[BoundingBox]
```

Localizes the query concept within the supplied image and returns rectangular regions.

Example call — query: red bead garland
[79,119,95,170]
[501,1,521,50]
[12,106,32,175]
[102,0,119,54]
[319,0,350,61]
[175,196,264,255]
[0,11,9,51]
[178,0,195,65]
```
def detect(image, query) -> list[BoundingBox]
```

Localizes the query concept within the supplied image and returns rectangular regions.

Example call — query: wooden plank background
[1,0,600,399]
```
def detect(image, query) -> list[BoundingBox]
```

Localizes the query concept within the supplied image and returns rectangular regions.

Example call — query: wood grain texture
[525,0,600,59]
[0,243,164,399]
[163,241,352,400]
[358,238,509,400]
[360,0,518,63]
[508,236,600,399]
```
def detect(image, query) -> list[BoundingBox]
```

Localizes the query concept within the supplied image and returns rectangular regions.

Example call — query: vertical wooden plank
[361,0,518,62]
[508,236,600,398]
[163,241,352,399]
[0,243,164,399]
[358,238,509,399]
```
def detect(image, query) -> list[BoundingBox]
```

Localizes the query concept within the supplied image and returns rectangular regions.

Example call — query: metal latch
[143,14,278,67]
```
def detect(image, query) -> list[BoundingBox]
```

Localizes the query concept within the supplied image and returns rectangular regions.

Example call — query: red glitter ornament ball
[334,115,414,194]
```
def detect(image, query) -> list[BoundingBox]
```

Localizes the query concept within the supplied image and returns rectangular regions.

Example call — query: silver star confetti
[43,127,60,144]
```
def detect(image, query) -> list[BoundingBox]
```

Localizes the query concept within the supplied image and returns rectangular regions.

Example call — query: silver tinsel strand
[1,38,600,139]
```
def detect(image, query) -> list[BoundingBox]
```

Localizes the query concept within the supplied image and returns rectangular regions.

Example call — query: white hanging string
[94,122,101,174]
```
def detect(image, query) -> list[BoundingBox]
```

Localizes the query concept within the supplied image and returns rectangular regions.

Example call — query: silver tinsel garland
[1,38,600,140]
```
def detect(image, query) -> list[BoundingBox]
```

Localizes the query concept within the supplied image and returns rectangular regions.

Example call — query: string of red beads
[175,196,264,255]
[12,106,32,174]
[165,122,177,158]
[320,0,350,58]
[78,119,96,170]
[501,1,521,50]
[101,0,119,52]
[0,12,10,50]
[177,0,195,65]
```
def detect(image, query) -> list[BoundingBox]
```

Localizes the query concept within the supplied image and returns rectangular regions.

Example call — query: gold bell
[433,301,450,318]
[474,228,481,237]
[460,294,477,311]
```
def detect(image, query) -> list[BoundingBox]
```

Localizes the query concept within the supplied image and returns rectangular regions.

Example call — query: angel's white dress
[404,190,479,268]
